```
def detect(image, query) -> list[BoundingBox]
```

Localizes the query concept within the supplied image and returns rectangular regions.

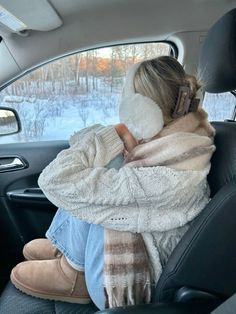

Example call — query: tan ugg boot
[10,255,91,304]
[23,238,61,261]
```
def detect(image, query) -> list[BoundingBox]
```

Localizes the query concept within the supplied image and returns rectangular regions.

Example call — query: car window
[0,42,172,143]
[202,92,236,121]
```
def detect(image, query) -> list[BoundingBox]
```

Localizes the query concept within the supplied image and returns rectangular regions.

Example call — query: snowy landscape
[0,79,121,144]
[0,43,235,144]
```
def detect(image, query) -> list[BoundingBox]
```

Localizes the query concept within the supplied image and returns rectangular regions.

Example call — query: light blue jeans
[46,154,123,310]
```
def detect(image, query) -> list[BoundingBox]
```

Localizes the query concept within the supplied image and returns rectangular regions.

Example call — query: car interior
[0,1,236,313]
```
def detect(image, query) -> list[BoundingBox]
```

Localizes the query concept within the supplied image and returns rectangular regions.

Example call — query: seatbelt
[211,293,236,313]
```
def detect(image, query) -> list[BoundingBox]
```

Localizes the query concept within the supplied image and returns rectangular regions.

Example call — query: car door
[0,138,68,291]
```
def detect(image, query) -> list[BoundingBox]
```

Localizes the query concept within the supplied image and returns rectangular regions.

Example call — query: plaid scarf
[103,109,215,308]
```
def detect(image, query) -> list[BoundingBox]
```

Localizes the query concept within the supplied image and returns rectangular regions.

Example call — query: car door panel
[0,140,68,291]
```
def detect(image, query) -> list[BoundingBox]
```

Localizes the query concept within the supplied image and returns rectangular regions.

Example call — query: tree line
[2,43,170,98]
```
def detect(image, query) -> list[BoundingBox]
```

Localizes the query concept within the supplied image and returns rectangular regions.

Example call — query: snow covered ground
[0,91,120,143]
[203,92,235,121]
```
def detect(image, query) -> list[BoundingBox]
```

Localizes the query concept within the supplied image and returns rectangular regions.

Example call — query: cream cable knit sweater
[38,124,211,282]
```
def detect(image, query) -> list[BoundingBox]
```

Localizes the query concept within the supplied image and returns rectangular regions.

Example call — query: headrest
[208,122,236,196]
[199,8,236,93]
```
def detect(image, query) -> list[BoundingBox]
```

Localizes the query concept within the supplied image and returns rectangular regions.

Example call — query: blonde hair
[134,56,201,124]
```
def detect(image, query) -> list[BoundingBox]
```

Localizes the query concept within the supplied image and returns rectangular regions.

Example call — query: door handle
[7,188,50,202]
[0,156,27,172]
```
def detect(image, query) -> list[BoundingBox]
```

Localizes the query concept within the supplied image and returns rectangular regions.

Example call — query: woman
[10,56,215,310]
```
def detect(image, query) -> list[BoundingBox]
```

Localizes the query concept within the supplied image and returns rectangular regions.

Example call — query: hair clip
[172,86,191,119]
[189,98,200,113]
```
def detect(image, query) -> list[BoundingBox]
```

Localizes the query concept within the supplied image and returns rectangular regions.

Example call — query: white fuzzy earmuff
[119,63,164,140]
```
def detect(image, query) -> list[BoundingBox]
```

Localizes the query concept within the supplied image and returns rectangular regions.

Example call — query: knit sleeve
[38,125,210,233]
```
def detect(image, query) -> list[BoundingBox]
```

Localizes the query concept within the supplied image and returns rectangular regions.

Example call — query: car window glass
[202,92,236,121]
[0,42,172,143]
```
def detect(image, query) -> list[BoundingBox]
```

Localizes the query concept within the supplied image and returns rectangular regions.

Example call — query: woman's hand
[114,123,138,153]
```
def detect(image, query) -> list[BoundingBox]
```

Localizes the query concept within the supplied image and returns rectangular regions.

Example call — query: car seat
[0,7,236,314]
[154,7,236,303]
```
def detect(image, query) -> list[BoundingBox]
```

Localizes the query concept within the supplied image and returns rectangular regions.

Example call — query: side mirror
[0,107,21,136]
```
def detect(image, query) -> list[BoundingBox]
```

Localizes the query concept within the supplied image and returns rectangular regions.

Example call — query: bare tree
[77,99,90,127]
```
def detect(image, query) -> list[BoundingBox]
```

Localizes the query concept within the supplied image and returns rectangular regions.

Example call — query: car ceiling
[0,0,235,88]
